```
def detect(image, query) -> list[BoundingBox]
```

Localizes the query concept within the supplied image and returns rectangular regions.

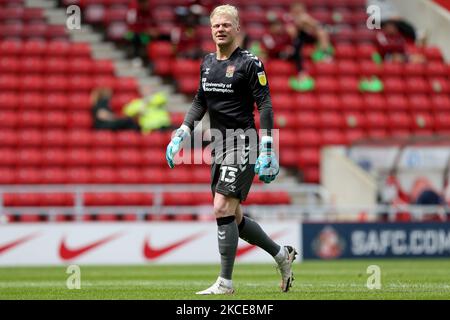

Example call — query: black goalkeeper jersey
[183,47,274,136]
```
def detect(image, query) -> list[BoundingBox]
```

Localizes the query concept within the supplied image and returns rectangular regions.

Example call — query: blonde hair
[210,4,240,27]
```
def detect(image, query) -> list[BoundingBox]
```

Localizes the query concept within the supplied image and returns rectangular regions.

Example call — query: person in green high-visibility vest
[123,92,171,134]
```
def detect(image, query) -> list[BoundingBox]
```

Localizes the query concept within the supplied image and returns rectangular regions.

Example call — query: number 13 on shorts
[219,166,238,183]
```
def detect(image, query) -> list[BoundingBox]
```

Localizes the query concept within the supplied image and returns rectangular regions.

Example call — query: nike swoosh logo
[0,233,39,255]
[59,232,122,260]
[237,230,287,257]
[143,231,205,260]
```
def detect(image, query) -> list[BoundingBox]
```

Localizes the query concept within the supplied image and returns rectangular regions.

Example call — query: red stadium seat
[404,63,425,77]
[67,130,92,147]
[432,95,450,112]
[274,112,299,129]
[318,94,340,110]
[298,148,320,166]
[382,62,403,76]
[412,113,434,132]
[0,40,23,56]
[0,148,17,166]
[93,59,114,75]
[0,74,19,91]
[141,168,167,184]
[314,63,338,76]
[366,112,388,129]
[42,130,67,147]
[341,94,363,110]
[45,93,68,110]
[386,94,408,111]
[337,60,359,76]
[66,167,91,184]
[17,148,42,166]
[319,112,344,129]
[0,168,16,184]
[302,166,320,183]
[116,149,142,166]
[41,167,67,184]
[384,77,406,94]
[91,167,118,184]
[116,168,142,184]
[147,41,174,60]
[42,149,67,166]
[0,111,18,128]
[68,112,92,128]
[315,77,339,93]
[0,92,19,109]
[298,130,321,147]
[359,61,382,77]
[0,57,19,73]
[17,129,43,147]
[297,111,319,129]
[388,112,412,130]
[434,113,450,130]
[363,94,386,111]
[45,58,68,74]
[91,131,116,148]
[271,94,293,111]
[339,77,359,93]
[91,148,117,166]
[321,130,347,145]
[85,193,116,206]
[408,94,431,111]
[152,59,173,77]
[294,93,318,110]
[265,60,296,76]
[334,44,356,60]
[70,42,91,57]
[0,130,18,147]
[16,168,42,184]
[68,93,91,110]
[405,77,430,93]
[279,130,298,148]
[177,76,198,95]
[345,129,366,143]
[22,40,46,56]
[46,40,71,57]
[67,148,91,166]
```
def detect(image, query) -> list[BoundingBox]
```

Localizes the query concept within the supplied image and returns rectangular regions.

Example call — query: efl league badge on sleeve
[226,65,235,78]
[257,71,267,86]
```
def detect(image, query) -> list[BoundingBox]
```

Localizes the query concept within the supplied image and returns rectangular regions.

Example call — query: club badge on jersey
[226,65,235,78]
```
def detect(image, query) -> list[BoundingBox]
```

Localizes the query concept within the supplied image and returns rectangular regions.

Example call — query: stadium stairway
[32,0,188,107]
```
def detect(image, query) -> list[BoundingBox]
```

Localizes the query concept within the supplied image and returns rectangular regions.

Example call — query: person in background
[284,3,333,92]
[375,20,426,63]
[123,91,172,134]
[172,5,204,59]
[91,87,140,131]
[125,0,159,66]
[261,14,293,60]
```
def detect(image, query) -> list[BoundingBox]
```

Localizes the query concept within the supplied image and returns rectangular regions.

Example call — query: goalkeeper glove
[166,125,189,169]
[255,136,279,183]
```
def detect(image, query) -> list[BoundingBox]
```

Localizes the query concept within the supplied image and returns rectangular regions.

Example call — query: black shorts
[210,136,258,202]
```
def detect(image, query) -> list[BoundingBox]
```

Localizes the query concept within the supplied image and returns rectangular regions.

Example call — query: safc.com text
[352,229,450,256]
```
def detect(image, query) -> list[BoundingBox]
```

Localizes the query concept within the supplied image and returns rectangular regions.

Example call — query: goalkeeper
[166,5,297,295]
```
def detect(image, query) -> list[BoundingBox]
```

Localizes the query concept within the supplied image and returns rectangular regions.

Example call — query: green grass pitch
[1,259,449,299]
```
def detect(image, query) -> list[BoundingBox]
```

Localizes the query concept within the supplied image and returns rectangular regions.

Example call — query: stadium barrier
[0,221,299,266]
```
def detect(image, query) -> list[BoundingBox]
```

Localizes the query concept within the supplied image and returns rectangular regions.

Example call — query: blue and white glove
[166,125,189,169]
[255,136,279,183]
